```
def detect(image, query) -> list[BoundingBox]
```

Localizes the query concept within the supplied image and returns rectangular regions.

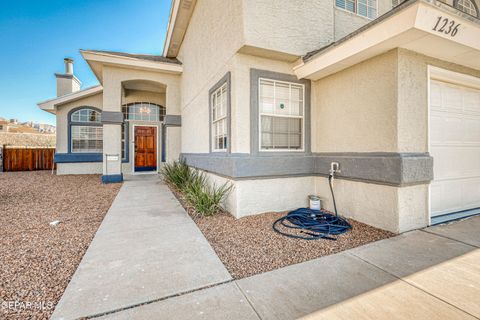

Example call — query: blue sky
[0,0,172,125]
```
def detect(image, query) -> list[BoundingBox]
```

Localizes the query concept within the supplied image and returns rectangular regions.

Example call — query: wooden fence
[2,147,56,172]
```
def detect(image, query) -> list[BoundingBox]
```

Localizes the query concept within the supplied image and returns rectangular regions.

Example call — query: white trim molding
[37,85,103,114]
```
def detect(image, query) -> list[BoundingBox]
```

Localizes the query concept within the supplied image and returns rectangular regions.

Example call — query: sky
[0,0,172,125]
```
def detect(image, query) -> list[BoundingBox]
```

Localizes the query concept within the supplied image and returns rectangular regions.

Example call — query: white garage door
[430,78,480,219]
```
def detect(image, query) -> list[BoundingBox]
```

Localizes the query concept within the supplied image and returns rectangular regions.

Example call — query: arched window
[122,102,166,122]
[120,102,165,160]
[456,0,478,17]
[70,107,103,153]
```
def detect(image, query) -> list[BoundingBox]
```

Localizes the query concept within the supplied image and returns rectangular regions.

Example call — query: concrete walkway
[53,176,480,319]
[52,175,232,320]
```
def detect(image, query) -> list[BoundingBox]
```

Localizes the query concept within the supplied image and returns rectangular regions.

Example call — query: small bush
[161,161,233,216]
[161,160,192,190]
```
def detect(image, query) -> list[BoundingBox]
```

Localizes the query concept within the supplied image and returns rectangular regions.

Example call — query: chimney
[64,58,74,74]
[55,58,81,97]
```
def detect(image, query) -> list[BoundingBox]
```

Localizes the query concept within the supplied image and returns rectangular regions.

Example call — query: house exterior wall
[124,90,166,106]
[101,65,181,178]
[242,0,334,57]
[55,93,103,154]
[202,170,316,218]
[57,162,103,175]
[314,177,429,233]
[177,0,435,233]
[177,0,244,154]
[312,49,398,153]
[309,48,428,233]
[396,49,480,153]
[54,72,180,175]
[54,93,103,175]
[334,1,393,40]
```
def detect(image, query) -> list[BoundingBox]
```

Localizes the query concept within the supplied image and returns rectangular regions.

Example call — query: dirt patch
[0,171,121,320]
[168,183,394,279]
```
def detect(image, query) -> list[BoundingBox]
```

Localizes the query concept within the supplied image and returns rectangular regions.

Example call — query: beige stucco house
[38,0,480,233]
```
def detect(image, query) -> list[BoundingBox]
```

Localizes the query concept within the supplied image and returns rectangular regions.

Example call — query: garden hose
[272,175,351,241]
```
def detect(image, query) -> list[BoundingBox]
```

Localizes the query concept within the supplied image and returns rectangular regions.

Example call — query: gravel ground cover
[168,183,394,279]
[0,171,121,320]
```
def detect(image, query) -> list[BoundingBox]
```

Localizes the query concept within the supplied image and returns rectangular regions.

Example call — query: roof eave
[295,0,480,81]
[37,85,103,114]
[162,0,197,58]
[80,50,183,84]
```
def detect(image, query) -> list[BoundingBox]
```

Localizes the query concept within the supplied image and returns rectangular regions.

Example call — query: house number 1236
[433,16,460,37]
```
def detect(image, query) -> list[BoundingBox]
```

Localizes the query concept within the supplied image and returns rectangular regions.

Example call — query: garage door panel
[463,89,480,113]
[462,178,480,209]
[431,180,464,215]
[430,81,442,108]
[430,79,480,219]
[464,148,480,176]
[464,118,480,142]
[430,113,445,143]
[431,146,469,179]
[443,85,463,112]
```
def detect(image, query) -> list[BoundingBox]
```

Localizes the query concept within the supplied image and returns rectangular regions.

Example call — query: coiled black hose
[272,175,351,240]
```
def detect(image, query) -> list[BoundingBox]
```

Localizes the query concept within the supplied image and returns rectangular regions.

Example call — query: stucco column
[101,67,123,183]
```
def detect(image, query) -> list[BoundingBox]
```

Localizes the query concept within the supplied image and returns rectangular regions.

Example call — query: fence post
[0,145,4,173]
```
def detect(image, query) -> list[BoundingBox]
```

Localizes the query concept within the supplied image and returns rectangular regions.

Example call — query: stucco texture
[101,65,181,175]
[334,0,392,40]
[242,0,333,57]
[397,49,480,152]
[55,67,181,174]
[312,50,398,153]
[315,177,429,233]
[203,171,315,219]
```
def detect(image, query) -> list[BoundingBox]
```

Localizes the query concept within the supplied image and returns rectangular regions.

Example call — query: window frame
[208,72,231,154]
[250,69,311,156]
[121,102,165,161]
[455,0,479,17]
[335,0,378,20]
[122,102,166,122]
[68,107,103,154]
[258,78,306,152]
[211,83,229,152]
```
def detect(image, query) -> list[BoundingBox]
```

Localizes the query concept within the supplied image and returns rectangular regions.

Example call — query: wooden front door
[134,126,157,172]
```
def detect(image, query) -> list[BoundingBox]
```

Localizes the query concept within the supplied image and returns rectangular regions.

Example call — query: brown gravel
[168,183,394,280]
[0,171,121,320]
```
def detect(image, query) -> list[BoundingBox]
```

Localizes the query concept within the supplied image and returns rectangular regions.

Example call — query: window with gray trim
[259,79,305,151]
[70,108,103,153]
[456,0,478,17]
[336,0,377,19]
[211,82,229,151]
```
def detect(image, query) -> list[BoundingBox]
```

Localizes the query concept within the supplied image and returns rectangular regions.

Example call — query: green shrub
[161,161,233,216]
[161,160,192,190]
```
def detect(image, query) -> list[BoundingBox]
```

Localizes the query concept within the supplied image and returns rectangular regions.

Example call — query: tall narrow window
[211,83,228,151]
[456,0,478,17]
[259,79,304,151]
[70,108,103,153]
[336,0,377,19]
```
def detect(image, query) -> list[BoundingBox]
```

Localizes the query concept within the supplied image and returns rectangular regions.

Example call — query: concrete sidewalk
[52,175,233,320]
[53,175,480,319]
[103,216,480,320]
